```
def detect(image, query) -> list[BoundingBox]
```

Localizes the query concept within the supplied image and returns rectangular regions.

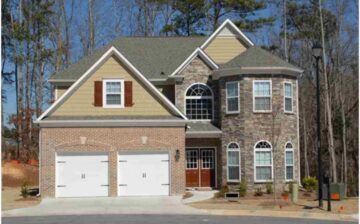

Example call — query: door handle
[81,174,86,179]
[142,173,146,178]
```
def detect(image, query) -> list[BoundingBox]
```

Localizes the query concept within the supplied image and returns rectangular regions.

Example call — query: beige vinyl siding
[55,86,69,100]
[204,37,247,64]
[51,56,173,117]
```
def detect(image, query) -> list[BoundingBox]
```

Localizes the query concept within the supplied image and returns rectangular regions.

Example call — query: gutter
[35,119,187,128]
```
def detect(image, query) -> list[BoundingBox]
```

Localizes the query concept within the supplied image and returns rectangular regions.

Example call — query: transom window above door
[103,79,124,108]
[185,83,213,120]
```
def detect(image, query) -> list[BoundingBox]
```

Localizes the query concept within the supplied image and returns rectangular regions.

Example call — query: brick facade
[219,75,299,192]
[39,127,185,198]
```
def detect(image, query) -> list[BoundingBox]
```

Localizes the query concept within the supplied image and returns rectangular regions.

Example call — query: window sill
[254,180,273,183]
[253,110,272,114]
[103,105,124,109]
[226,111,240,115]
[227,180,240,183]
[284,111,294,115]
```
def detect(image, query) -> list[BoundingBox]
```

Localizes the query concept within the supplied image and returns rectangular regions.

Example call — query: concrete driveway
[2,196,205,217]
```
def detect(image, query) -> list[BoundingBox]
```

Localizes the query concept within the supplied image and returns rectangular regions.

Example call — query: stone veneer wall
[39,127,185,198]
[219,75,299,192]
[174,56,219,124]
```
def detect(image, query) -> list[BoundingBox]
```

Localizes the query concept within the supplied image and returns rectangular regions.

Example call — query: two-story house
[35,19,303,198]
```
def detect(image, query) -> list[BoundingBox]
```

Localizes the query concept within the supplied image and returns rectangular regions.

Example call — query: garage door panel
[56,153,109,198]
[118,153,170,196]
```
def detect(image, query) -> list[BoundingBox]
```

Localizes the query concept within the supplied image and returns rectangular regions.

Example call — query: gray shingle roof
[186,122,222,133]
[220,46,301,70]
[50,37,207,81]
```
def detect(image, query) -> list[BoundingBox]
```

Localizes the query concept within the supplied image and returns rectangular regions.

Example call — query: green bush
[302,176,318,192]
[20,181,29,199]
[254,187,263,196]
[238,181,247,197]
[215,185,229,198]
[265,182,273,194]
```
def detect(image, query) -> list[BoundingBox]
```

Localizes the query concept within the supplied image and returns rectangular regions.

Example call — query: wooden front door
[186,148,215,188]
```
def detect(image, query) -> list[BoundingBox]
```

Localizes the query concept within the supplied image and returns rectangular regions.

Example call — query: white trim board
[169,48,218,77]
[200,19,254,49]
[36,46,188,122]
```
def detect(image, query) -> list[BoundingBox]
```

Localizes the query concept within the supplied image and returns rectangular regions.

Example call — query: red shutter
[94,81,103,107]
[124,81,133,107]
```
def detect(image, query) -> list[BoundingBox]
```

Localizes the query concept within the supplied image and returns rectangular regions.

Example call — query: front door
[186,148,215,188]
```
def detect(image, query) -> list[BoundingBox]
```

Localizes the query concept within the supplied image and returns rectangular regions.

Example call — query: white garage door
[118,152,169,196]
[56,152,109,197]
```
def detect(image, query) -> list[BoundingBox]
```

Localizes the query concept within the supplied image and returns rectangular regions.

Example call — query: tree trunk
[318,0,337,182]
[301,90,310,177]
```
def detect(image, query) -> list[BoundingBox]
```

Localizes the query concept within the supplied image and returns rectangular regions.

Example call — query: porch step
[186,187,213,191]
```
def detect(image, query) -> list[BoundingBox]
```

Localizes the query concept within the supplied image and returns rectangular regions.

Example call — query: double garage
[55,152,170,197]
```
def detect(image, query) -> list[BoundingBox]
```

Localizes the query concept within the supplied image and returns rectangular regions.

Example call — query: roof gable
[36,47,188,122]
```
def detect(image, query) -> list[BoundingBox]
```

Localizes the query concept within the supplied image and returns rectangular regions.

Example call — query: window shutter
[124,81,133,107]
[94,81,103,107]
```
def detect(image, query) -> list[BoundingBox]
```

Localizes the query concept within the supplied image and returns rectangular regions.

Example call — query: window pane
[186,150,198,169]
[201,150,214,169]
[106,82,121,93]
[186,98,212,120]
[254,82,270,96]
[106,94,121,105]
[256,151,271,165]
[285,98,292,111]
[255,97,271,111]
[286,151,293,165]
[227,82,238,97]
[227,98,239,112]
[228,151,239,165]
[256,167,272,180]
[286,166,293,180]
[228,166,240,180]
[285,83,292,97]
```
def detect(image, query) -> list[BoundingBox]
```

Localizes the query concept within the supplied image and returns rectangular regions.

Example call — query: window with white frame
[227,142,240,182]
[103,79,124,108]
[285,142,294,180]
[186,149,198,169]
[253,80,271,112]
[284,82,293,112]
[254,141,272,182]
[185,83,213,120]
[226,81,240,113]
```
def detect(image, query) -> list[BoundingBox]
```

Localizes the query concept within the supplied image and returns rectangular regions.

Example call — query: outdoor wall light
[175,149,180,161]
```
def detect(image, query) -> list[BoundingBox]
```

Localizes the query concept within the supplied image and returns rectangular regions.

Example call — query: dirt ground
[2,187,41,211]
[2,161,40,211]
[190,193,359,215]
[2,162,39,187]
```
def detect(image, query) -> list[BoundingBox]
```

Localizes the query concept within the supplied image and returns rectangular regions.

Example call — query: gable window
[185,83,213,120]
[227,142,240,182]
[254,141,272,182]
[253,80,272,112]
[103,79,124,108]
[285,142,294,180]
[226,81,240,114]
[284,82,293,113]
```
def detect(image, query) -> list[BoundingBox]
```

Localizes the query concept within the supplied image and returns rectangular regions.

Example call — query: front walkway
[2,196,205,217]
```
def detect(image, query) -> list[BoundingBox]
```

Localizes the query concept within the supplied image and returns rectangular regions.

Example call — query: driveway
[2,196,205,217]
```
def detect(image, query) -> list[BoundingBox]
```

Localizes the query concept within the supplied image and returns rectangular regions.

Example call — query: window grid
[284,82,293,112]
[201,149,215,169]
[185,84,213,120]
[186,150,198,169]
[227,142,240,182]
[285,142,294,180]
[254,141,273,182]
[253,80,271,112]
[103,79,124,108]
[226,82,240,113]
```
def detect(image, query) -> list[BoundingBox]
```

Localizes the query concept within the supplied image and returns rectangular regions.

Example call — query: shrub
[215,185,229,198]
[302,176,318,192]
[254,187,263,196]
[265,182,273,194]
[238,181,247,197]
[20,181,29,199]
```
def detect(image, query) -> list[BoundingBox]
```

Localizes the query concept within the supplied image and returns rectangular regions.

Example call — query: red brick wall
[40,127,185,197]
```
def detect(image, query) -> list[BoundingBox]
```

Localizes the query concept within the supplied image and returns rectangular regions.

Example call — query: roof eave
[213,67,303,80]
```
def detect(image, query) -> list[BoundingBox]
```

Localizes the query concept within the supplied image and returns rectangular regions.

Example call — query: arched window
[254,141,272,182]
[285,142,294,180]
[185,83,213,120]
[227,142,240,182]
